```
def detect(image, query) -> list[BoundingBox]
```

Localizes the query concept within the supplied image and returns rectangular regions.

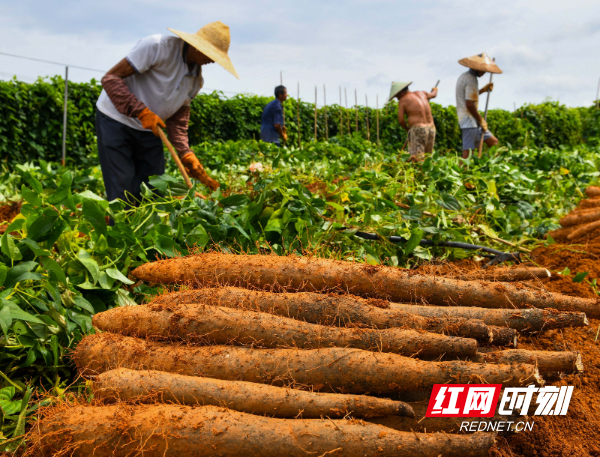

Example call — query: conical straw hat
[458,53,502,74]
[388,81,412,101]
[168,22,239,79]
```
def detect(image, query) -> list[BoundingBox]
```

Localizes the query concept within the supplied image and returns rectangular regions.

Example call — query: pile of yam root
[29,252,596,456]
[550,185,600,242]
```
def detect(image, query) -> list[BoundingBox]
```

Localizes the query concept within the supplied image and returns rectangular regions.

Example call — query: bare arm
[425,88,438,100]
[466,100,483,125]
[398,102,409,131]
[105,58,137,78]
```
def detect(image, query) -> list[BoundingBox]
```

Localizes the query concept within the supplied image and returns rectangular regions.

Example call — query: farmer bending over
[261,86,288,146]
[96,22,239,204]
[391,82,438,162]
[455,53,502,160]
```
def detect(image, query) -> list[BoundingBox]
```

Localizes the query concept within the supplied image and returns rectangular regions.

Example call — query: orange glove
[138,107,166,136]
[181,153,220,191]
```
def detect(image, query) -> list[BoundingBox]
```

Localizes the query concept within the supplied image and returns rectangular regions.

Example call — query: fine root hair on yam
[93,302,478,359]
[149,287,494,342]
[93,368,414,418]
[27,403,497,457]
[473,349,583,374]
[74,333,544,393]
[131,252,599,317]
[387,303,589,333]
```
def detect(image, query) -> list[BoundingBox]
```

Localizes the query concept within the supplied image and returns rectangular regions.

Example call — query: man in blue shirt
[261,85,287,146]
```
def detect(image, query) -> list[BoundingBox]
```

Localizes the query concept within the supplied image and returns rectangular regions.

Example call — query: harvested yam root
[150,287,493,342]
[585,186,600,198]
[388,303,588,333]
[132,253,599,317]
[578,197,600,209]
[548,225,577,242]
[567,219,600,240]
[457,268,550,282]
[473,349,583,374]
[560,209,600,227]
[93,303,478,359]
[94,368,414,418]
[367,401,521,434]
[29,404,497,457]
[74,334,544,393]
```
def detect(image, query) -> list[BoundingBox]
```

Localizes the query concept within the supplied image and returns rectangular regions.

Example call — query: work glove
[181,153,220,191]
[138,108,166,136]
[282,131,289,142]
[479,119,489,132]
[481,83,494,93]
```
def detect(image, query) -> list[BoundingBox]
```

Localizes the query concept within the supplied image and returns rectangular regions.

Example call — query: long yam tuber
[458,268,550,282]
[567,219,600,240]
[560,209,600,227]
[150,287,493,342]
[30,404,497,457]
[94,368,414,418]
[132,253,599,317]
[74,333,544,394]
[585,186,600,198]
[388,303,588,332]
[473,349,583,374]
[93,302,478,359]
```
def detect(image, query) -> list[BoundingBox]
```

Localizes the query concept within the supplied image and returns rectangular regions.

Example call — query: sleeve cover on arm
[101,75,147,118]
[166,105,192,158]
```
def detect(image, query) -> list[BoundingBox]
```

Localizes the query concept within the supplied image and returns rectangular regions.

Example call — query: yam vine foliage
[0,77,598,166]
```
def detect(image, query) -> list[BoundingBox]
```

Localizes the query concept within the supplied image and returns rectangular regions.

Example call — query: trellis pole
[339,86,343,137]
[365,94,370,141]
[376,94,380,145]
[324,84,328,140]
[62,66,69,166]
[345,88,350,133]
[354,89,358,133]
[297,82,301,149]
[314,86,317,141]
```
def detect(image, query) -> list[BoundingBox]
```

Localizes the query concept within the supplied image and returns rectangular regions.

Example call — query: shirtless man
[390,81,438,162]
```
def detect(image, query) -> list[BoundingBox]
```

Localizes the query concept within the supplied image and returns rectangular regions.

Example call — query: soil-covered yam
[131,253,599,317]
[388,303,588,332]
[94,368,414,418]
[29,404,497,457]
[150,287,493,342]
[74,333,544,393]
[93,302,478,359]
[585,186,600,198]
[473,349,583,374]
[560,209,600,227]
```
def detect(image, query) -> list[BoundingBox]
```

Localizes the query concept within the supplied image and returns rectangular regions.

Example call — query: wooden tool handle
[157,128,206,200]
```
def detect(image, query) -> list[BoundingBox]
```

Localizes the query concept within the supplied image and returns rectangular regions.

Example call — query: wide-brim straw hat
[458,53,502,74]
[388,81,412,101]
[168,22,239,79]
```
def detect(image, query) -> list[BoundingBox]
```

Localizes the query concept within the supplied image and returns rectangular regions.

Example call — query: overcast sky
[1,0,599,110]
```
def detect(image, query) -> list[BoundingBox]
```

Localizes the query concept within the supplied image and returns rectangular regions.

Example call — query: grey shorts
[462,127,493,150]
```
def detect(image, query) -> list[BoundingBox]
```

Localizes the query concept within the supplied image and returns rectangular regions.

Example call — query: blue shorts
[461,127,493,150]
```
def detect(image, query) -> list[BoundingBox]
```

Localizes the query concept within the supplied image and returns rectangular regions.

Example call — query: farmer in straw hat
[96,22,238,204]
[456,53,502,159]
[390,81,438,162]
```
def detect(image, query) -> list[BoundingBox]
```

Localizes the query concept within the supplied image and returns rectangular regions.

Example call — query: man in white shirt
[455,53,502,159]
[96,22,238,204]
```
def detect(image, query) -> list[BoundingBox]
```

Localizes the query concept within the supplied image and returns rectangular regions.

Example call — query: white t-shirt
[97,35,203,131]
[455,71,479,129]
